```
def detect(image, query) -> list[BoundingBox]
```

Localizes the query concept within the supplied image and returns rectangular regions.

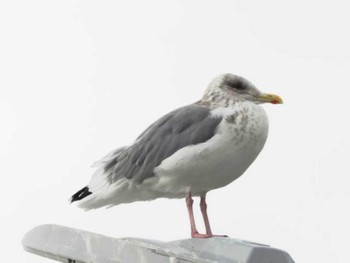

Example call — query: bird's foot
[191,231,212,238]
[191,231,228,238]
[211,234,228,238]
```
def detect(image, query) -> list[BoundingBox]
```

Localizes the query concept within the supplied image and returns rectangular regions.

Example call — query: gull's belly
[151,103,269,196]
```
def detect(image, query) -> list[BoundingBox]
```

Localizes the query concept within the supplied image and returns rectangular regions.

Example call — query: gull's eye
[224,76,246,91]
[233,81,245,91]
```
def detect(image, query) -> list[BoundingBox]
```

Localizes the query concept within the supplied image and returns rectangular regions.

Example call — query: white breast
[148,102,269,197]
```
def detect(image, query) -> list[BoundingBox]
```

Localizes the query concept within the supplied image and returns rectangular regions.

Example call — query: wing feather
[102,104,222,184]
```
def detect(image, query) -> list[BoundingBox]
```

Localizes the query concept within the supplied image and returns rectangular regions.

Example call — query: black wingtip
[71,186,92,203]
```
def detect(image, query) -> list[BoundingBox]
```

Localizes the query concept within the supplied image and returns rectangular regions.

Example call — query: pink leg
[200,194,213,235]
[186,193,211,238]
[200,194,228,237]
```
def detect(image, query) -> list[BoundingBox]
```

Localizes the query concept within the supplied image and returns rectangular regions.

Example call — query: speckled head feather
[200,73,263,108]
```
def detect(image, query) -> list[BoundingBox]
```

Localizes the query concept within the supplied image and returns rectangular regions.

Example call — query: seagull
[70,73,283,238]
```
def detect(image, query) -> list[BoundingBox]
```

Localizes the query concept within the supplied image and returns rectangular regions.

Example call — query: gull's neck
[197,84,241,109]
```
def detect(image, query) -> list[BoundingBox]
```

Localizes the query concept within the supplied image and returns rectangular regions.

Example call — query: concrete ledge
[23,224,294,263]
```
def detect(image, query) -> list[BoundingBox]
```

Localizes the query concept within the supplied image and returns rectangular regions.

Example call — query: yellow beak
[257,93,283,104]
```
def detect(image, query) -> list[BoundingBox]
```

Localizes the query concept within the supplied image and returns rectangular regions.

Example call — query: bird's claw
[191,231,228,238]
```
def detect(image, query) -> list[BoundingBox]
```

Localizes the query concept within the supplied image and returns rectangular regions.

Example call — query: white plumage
[152,102,269,196]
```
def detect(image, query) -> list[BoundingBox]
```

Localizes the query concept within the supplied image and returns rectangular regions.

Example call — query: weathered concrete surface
[23,224,294,263]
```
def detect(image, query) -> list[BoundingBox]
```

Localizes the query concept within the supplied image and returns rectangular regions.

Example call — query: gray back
[105,104,222,184]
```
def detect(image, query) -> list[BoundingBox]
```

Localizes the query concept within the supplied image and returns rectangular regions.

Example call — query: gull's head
[201,73,283,107]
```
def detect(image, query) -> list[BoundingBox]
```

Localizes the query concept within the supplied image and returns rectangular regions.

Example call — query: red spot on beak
[271,100,278,104]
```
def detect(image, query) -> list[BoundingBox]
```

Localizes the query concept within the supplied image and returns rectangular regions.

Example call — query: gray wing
[104,104,223,184]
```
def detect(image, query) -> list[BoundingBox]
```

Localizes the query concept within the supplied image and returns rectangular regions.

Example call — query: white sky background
[1,0,350,262]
